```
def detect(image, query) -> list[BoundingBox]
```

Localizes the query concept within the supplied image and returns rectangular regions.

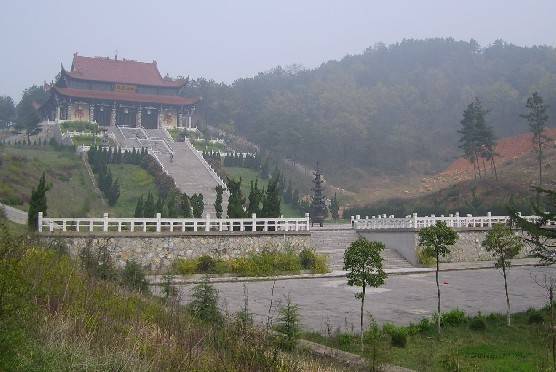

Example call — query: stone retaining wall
[358,229,533,264]
[42,231,311,272]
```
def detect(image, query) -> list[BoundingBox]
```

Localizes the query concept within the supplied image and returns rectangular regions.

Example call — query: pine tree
[181,192,192,218]
[134,195,144,218]
[214,185,224,218]
[166,193,178,218]
[521,92,549,185]
[330,192,340,220]
[27,172,49,230]
[226,178,247,218]
[310,163,327,226]
[155,196,164,215]
[261,174,281,218]
[247,180,263,216]
[191,193,204,218]
[108,179,120,206]
[143,191,155,218]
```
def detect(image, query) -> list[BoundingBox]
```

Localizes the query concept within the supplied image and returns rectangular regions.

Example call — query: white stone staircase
[311,224,414,270]
[108,126,227,216]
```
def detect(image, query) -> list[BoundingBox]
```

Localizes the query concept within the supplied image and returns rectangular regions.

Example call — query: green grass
[0,145,105,217]
[107,163,159,217]
[193,140,226,152]
[303,310,554,371]
[224,166,302,217]
[70,135,99,147]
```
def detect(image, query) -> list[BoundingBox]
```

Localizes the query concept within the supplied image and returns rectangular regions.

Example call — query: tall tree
[134,195,144,218]
[482,223,523,326]
[214,185,224,218]
[180,192,192,218]
[343,238,387,351]
[329,192,340,220]
[261,174,281,218]
[418,221,458,333]
[521,92,549,185]
[226,178,247,218]
[0,96,15,129]
[246,180,263,216]
[310,163,327,226]
[16,86,47,141]
[27,172,49,230]
[190,193,204,218]
[143,191,155,218]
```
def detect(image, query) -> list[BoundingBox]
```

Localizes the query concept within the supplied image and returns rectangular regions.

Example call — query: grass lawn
[107,163,159,217]
[224,166,302,217]
[304,309,554,371]
[0,145,105,217]
[193,140,226,153]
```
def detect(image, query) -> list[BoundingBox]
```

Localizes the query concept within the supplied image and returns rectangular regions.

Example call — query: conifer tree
[226,178,247,218]
[310,163,327,226]
[27,172,49,230]
[191,193,204,218]
[134,195,144,218]
[522,92,549,185]
[261,174,281,218]
[107,178,120,206]
[214,185,224,218]
[143,191,155,218]
[247,180,263,216]
[155,196,164,215]
[180,192,192,218]
[330,192,340,220]
[166,193,178,218]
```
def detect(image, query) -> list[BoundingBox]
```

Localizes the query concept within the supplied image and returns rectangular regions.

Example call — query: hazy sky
[1,0,555,100]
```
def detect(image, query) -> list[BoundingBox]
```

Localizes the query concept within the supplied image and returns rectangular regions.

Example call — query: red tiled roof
[53,87,199,106]
[68,55,186,88]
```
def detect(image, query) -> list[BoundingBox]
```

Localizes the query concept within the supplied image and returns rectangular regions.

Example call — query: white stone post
[103,213,109,232]
[205,214,211,232]
[487,212,492,227]
[156,213,161,232]
[89,104,94,123]
[38,212,43,232]
[305,213,310,231]
[252,213,257,231]
[56,106,61,122]
[412,212,418,229]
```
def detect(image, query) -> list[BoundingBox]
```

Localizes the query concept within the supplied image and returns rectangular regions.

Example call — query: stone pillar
[55,105,61,122]
[157,107,162,129]
[110,103,117,126]
[89,104,95,123]
[137,105,142,128]
[177,112,183,128]
[188,113,192,129]
[67,103,73,121]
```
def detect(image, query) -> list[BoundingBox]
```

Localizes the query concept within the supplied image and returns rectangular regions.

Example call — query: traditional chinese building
[40,53,201,129]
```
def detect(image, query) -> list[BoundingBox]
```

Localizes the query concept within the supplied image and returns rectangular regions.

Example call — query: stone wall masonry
[42,231,311,272]
[357,229,534,264]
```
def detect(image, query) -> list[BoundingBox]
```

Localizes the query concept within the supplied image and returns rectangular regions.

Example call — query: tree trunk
[502,265,510,326]
[538,139,543,186]
[551,285,555,370]
[436,253,441,334]
[491,157,498,180]
[360,285,366,352]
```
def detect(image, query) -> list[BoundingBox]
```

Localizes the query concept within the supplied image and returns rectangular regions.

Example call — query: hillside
[183,38,556,187]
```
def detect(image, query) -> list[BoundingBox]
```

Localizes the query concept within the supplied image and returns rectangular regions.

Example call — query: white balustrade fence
[351,212,555,230]
[38,212,310,234]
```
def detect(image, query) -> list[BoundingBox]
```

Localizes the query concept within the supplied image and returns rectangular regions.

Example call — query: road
[0,202,26,224]
[177,266,555,332]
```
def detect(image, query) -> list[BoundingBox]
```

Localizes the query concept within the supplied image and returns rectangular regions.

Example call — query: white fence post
[305,213,310,231]
[103,213,109,232]
[205,214,211,232]
[252,213,257,231]
[487,212,492,227]
[412,212,417,229]
[37,212,43,232]
[156,213,161,232]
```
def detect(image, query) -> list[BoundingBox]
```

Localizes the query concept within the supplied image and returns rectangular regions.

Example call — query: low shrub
[441,309,467,327]
[527,309,544,324]
[174,258,198,275]
[121,260,148,293]
[197,255,217,273]
[337,333,356,349]
[416,246,436,267]
[299,248,317,269]
[383,323,408,348]
[469,316,487,331]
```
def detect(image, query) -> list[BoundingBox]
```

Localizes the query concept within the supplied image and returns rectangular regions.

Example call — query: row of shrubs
[60,120,98,133]
[324,308,548,351]
[173,248,329,277]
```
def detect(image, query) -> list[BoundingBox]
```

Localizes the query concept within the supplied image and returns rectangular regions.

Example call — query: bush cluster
[173,248,329,277]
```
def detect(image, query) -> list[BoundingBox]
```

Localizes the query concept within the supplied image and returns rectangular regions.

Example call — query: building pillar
[67,103,73,121]
[110,103,117,126]
[137,105,142,128]
[157,106,162,129]
[177,111,183,128]
[55,105,61,122]
[89,104,95,123]
[188,113,192,129]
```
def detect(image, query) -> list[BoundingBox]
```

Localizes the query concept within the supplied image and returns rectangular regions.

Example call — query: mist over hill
[183,38,556,180]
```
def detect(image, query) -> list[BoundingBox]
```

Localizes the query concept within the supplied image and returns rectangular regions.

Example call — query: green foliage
[441,309,467,327]
[0,95,15,128]
[78,242,117,281]
[418,221,459,261]
[59,120,98,133]
[299,248,316,269]
[247,179,263,216]
[226,177,247,218]
[276,297,300,351]
[344,238,387,289]
[521,91,549,185]
[190,193,204,218]
[261,172,282,218]
[197,255,217,273]
[330,192,340,220]
[187,276,222,323]
[527,309,544,324]
[134,195,144,217]
[121,260,148,293]
[15,85,46,139]
[469,316,487,331]
[214,185,224,218]
[483,224,523,269]
[27,171,49,230]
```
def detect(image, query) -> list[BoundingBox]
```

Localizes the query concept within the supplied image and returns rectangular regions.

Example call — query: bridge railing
[351,212,553,230]
[38,212,311,233]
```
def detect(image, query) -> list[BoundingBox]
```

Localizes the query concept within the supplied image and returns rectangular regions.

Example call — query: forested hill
[183,39,556,182]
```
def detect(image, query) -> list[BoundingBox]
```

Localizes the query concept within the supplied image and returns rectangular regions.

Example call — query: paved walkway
[0,202,26,224]
[174,265,555,332]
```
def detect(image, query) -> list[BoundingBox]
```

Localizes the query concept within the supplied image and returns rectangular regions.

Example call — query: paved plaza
[177,266,556,332]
